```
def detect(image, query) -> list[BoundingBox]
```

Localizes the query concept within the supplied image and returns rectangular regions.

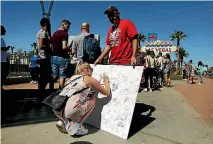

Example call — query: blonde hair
[75,61,91,75]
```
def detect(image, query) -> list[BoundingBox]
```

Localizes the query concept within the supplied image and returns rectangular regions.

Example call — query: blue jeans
[51,56,68,79]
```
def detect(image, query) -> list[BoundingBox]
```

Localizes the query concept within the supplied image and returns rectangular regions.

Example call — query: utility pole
[39,0,54,35]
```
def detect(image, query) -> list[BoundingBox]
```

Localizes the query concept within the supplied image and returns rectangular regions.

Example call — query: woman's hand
[103,75,110,96]
[103,75,109,84]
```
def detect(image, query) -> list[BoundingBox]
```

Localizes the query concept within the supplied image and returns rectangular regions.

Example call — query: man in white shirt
[157,52,164,88]
[1,25,11,89]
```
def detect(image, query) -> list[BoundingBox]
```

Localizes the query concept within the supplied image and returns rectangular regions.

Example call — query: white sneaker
[75,124,88,136]
[56,120,68,134]
[149,89,152,92]
[143,88,148,92]
[33,81,37,84]
[65,121,80,136]
[198,83,202,85]
[30,81,34,83]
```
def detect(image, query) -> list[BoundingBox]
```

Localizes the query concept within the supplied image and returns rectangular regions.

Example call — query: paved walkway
[1,81,213,144]
[174,77,213,124]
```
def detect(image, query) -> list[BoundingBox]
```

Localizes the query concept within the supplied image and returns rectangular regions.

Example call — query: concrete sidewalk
[1,82,213,144]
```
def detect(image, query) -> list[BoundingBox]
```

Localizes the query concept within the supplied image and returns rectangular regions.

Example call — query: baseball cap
[104,6,118,15]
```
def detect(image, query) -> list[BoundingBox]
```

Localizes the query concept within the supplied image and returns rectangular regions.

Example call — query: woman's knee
[64,107,79,122]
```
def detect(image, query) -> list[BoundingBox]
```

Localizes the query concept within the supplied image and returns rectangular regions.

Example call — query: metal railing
[8,53,31,77]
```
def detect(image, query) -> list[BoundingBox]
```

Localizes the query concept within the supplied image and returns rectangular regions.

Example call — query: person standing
[71,22,101,76]
[197,61,204,84]
[51,19,71,89]
[36,18,54,102]
[1,25,11,89]
[163,54,172,87]
[157,52,164,88]
[94,6,138,65]
[29,49,40,84]
[187,60,193,84]
[143,50,157,92]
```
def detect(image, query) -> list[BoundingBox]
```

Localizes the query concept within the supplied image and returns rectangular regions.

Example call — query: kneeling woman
[54,62,110,136]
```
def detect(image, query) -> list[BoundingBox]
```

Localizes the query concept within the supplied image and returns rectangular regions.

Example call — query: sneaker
[198,83,202,85]
[75,124,88,136]
[159,85,163,91]
[149,89,152,92]
[30,81,34,83]
[143,88,148,92]
[33,81,37,84]
[56,120,68,134]
[65,121,80,136]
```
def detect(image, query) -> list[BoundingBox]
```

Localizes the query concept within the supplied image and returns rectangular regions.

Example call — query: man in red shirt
[94,6,138,65]
[51,19,71,89]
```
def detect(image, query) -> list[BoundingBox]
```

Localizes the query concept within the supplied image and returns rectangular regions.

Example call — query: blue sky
[1,1,213,66]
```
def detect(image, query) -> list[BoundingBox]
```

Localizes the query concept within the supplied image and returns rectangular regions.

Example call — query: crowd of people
[29,5,138,136]
[183,60,205,85]
[136,50,174,92]
[1,5,206,137]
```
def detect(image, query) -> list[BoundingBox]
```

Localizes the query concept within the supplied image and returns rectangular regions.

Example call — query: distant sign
[141,40,177,55]
[148,33,158,42]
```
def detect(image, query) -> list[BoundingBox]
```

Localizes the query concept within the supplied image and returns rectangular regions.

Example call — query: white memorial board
[85,65,143,139]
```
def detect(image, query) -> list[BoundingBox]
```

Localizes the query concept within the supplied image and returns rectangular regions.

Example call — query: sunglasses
[107,11,115,19]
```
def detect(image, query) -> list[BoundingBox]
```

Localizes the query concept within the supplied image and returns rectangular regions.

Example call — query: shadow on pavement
[1,89,57,128]
[128,103,156,139]
[70,141,93,144]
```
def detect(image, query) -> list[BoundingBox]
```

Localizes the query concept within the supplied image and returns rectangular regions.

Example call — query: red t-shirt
[51,30,69,58]
[106,19,138,64]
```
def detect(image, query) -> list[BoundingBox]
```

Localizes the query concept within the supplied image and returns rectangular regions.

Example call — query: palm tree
[31,42,37,50]
[170,30,187,74]
[137,33,146,48]
[179,47,189,71]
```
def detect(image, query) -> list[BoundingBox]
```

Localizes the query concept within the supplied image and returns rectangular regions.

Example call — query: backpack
[82,34,101,63]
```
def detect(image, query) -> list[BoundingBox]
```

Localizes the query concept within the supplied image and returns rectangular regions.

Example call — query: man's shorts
[51,56,68,79]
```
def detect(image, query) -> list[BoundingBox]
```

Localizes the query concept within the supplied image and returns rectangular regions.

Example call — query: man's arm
[62,40,68,49]
[70,37,77,55]
[126,20,138,58]
[132,36,138,57]
[1,46,10,51]
[62,33,71,52]
[97,45,111,62]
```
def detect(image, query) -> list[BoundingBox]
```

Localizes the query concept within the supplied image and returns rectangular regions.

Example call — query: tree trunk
[180,60,183,74]
[174,39,180,75]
